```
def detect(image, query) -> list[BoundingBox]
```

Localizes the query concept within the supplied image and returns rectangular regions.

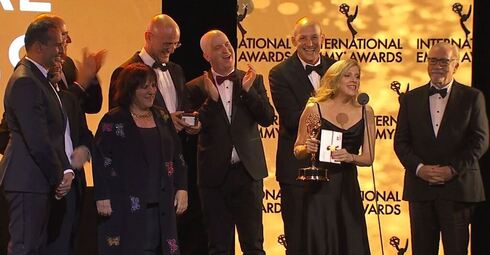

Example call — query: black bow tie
[305,64,322,75]
[428,86,448,98]
[215,72,236,85]
[152,62,168,72]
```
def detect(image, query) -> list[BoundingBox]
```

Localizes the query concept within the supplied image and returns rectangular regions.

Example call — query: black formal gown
[304,104,370,255]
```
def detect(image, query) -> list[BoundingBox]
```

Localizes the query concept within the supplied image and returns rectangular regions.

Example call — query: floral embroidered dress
[93,106,187,255]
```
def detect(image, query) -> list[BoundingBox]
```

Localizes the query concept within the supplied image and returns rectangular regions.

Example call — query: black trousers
[144,203,161,255]
[278,183,306,255]
[42,181,81,255]
[199,163,265,255]
[5,192,50,255]
[409,200,474,255]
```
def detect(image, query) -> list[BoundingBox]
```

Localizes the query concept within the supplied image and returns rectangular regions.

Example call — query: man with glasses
[269,17,335,255]
[0,18,73,255]
[108,14,204,254]
[394,42,489,254]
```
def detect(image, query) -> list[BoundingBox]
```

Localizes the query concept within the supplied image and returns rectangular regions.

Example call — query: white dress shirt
[139,48,178,113]
[298,55,322,91]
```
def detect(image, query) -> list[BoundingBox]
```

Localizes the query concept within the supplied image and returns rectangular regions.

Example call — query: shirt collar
[25,56,49,78]
[297,54,321,70]
[430,79,454,95]
[139,48,157,67]
[211,68,235,78]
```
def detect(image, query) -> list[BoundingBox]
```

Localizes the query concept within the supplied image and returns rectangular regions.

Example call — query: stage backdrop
[0,0,161,185]
[236,0,473,254]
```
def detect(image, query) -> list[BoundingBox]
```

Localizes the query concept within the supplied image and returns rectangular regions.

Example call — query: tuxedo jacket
[269,52,335,184]
[61,56,103,114]
[0,58,70,193]
[108,52,186,111]
[186,70,275,187]
[394,81,489,202]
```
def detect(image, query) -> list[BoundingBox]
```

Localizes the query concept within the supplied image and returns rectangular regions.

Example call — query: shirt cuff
[415,163,423,176]
[63,169,75,178]
[73,81,86,92]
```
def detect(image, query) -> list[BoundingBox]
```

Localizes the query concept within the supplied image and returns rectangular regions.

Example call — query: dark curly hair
[113,63,157,108]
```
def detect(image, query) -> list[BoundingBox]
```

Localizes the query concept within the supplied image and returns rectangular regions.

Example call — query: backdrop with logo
[0,0,162,185]
[236,0,474,254]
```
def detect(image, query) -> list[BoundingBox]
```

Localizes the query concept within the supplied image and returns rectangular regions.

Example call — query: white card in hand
[319,129,343,164]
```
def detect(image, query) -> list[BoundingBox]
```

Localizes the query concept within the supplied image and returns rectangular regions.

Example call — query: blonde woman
[294,59,375,255]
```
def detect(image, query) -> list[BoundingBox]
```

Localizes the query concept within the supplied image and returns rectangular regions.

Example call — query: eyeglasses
[162,42,182,49]
[427,57,458,66]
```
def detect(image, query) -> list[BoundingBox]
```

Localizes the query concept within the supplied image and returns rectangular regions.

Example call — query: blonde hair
[308,59,361,104]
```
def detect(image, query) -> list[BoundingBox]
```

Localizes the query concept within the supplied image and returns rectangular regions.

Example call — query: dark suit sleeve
[67,78,102,114]
[269,67,302,133]
[10,77,64,185]
[185,78,221,129]
[0,113,9,154]
[92,114,114,200]
[449,91,489,173]
[394,94,423,175]
[108,67,124,110]
[241,75,275,127]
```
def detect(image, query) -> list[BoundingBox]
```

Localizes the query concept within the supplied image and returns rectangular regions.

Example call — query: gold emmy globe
[297,113,329,181]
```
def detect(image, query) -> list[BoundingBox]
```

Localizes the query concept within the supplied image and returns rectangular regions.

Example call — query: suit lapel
[290,53,315,100]
[418,83,437,141]
[205,71,230,126]
[231,70,244,125]
[167,63,183,111]
[23,59,66,126]
[437,82,461,140]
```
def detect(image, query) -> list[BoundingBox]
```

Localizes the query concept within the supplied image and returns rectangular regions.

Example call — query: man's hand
[417,165,445,184]
[241,64,256,92]
[75,48,107,89]
[71,146,91,169]
[96,199,112,217]
[432,166,456,183]
[174,190,188,215]
[203,71,219,102]
[55,172,74,199]
[171,111,190,132]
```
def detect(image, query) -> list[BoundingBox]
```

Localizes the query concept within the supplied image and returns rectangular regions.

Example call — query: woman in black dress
[93,63,187,255]
[294,59,375,255]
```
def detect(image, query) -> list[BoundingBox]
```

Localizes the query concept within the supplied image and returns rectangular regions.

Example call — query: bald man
[268,17,335,255]
[394,42,489,254]
[186,30,274,255]
[108,14,202,254]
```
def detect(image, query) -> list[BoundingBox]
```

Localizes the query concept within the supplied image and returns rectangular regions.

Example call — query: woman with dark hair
[93,63,187,255]
[294,59,375,255]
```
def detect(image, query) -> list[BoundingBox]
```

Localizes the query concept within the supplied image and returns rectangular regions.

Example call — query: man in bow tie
[394,42,489,254]
[186,30,274,255]
[268,17,335,255]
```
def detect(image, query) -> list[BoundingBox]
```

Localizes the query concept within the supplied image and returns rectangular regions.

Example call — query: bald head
[144,14,181,63]
[427,42,460,88]
[429,42,459,61]
[293,17,322,37]
[199,30,235,75]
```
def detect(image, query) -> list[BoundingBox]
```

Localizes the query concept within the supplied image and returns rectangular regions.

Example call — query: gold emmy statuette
[297,113,329,181]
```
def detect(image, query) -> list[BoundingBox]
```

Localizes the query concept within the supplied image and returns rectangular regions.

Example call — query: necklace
[130,111,152,119]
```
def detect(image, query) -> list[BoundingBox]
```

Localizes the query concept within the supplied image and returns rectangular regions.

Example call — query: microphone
[356,92,385,255]
[357,93,369,106]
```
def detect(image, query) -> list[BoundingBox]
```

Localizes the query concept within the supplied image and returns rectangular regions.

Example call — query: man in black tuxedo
[40,60,93,255]
[0,19,74,255]
[269,17,335,254]
[108,14,203,254]
[186,30,274,255]
[394,42,489,255]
